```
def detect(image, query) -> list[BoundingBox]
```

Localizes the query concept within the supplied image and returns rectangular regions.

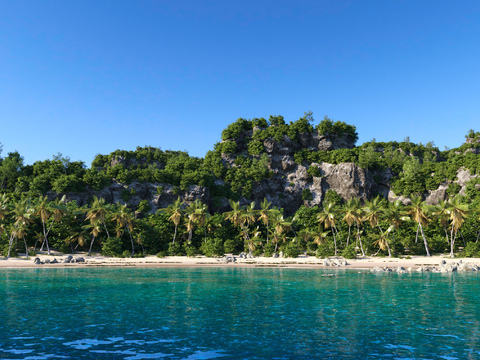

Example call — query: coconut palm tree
[160,196,183,244]
[363,196,391,257]
[85,196,111,239]
[85,221,102,255]
[68,229,89,253]
[435,199,452,245]
[35,196,53,253]
[38,196,68,253]
[272,213,292,253]
[258,198,272,243]
[317,202,339,256]
[383,200,409,255]
[112,203,136,256]
[446,197,469,258]
[406,195,432,256]
[10,198,35,258]
[342,199,357,247]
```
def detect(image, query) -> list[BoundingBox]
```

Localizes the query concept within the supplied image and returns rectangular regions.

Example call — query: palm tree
[10,198,35,258]
[224,200,248,244]
[406,195,432,257]
[85,196,111,239]
[37,195,68,253]
[192,199,209,244]
[160,196,183,244]
[317,202,339,256]
[383,200,409,255]
[85,221,102,255]
[342,199,357,247]
[68,229,89,253]
[363,196,391,257]
[258,198,272,243]
[446,197,469,258]
[112,203,136,256]
[435,199,452,245]
[273,213,292,253]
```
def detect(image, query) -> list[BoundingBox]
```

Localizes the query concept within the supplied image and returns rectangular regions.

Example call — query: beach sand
[1,252,479,270]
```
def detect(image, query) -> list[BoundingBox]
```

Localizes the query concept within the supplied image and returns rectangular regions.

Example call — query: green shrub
[156,251,167,258]
[263,243,275,257]
[284,242,300,258]
[307,166,322,178]
[316,244,334,258]
[301,189,313,201]
[133,252,144,258]
[185,244,197,257]
[253,248,263,257]
[101,237,123,257]
[341,244,356,259]
[223,239,236,253]
[201,238,224,257]
[122,250,132,258]
[58,243,71,254]
[137,200,152,213]
[168,242,184,256]
[464,242,480,257]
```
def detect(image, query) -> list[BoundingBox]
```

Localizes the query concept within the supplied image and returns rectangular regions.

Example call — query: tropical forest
[1,113,480,260]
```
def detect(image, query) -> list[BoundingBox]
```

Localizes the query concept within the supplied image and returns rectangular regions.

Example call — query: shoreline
[1,253,480,271]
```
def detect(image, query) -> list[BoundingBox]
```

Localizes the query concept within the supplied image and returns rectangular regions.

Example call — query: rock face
[49,181,210,215]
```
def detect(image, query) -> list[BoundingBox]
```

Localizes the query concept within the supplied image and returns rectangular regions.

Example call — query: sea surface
[0,267,479,359]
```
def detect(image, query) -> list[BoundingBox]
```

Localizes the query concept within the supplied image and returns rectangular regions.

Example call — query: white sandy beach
[1,252,479,270]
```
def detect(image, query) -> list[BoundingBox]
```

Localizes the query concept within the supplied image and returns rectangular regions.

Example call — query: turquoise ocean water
[0,267,479,359]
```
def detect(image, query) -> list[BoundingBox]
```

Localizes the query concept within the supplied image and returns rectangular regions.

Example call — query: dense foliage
[0,113,480,260]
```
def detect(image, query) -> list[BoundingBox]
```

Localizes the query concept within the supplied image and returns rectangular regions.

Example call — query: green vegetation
[0,114,479,259]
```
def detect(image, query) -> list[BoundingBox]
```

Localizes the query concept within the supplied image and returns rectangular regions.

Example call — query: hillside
[1,114,479,215]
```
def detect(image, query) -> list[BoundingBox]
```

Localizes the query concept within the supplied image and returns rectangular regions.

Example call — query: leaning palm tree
[273,213,292,253]
[435,199,452,244]
[85,221,102,255]
[39,195,68,253]
[85,196,110,239]
[10,198,35,258]
[342,199,357,247]
[68,229,89,253]
[258,198,272,243]
[112,203,136,255]
[406,195,432,256]
[446,197,469,258]
[224,200,247,241]
[317,202,339,256]
[192,199,210,244]
[363,196,391,257]
[383,200,409,255]
[160,196,183,244]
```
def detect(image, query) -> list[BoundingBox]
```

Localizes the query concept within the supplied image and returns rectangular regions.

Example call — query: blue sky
[1,0,479,165]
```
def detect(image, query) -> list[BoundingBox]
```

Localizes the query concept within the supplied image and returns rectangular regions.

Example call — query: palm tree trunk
[127,227,135,256]
[7,234,14,258]
[204,226,207,244]
[88,235,95,255]
[346,225,351,247]
[419,223,430,256]
[450,226,456,258]
[444,226,450,245]
[357,223,365,257]
[23,236,29,259]
[103,220,110,239]
[172,225,177,244]
[332,229,337,256]
[266,219,269,243]
[377,225,391,257]
[415,225,419,243]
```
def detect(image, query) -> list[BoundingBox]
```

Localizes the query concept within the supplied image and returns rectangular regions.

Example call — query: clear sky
[1,0,479,165]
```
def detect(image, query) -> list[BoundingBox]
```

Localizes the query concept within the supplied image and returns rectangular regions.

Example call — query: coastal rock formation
[370,260,480,273]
